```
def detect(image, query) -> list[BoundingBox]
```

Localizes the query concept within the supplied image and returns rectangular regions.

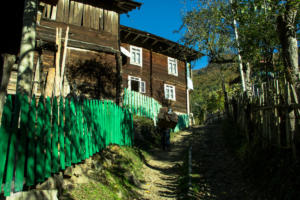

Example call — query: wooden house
[120,26,199,114]
[3,0,141,103]
[1,0,199,115]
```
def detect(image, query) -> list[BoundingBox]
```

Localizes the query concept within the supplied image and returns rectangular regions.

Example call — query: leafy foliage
[181,0,234,63]
[191,63,239,124]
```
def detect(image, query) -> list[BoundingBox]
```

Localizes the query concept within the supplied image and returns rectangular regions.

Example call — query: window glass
[168,57,178,76]
[130,46,142,66]
[140,81,146,93]
[164,84,176,101]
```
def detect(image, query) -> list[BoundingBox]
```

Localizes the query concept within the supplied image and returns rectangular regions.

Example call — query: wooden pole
[55,27,62,96]
[60,26,70,96]
[45,68,55,97]
[32,56,40,96]
[115,52,122,106]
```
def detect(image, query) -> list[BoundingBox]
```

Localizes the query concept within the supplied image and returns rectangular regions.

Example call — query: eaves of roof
[120,25,202,62]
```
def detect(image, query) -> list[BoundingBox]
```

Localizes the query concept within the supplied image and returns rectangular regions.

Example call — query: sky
[120,0,209,70]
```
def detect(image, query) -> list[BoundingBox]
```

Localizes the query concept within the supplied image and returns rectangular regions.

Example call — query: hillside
[191,63,240,123]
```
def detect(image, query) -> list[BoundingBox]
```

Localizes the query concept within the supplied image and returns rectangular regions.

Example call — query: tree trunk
[229,0,246,93]
[16,0,37,95]
[0,54,16,123]
[221,75,229,118]
[245,62,252,97]
[277,2,299,85]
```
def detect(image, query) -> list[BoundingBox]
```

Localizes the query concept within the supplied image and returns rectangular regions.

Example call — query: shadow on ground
[188,123,253,200]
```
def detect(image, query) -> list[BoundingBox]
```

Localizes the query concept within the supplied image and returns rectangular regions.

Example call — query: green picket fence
[123,88,162,123]
[0,94,134,197]
[172,114,190,133]
[123,88,190,132]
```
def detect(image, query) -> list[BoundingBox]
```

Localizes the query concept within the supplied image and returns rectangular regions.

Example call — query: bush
[133,116,161,149]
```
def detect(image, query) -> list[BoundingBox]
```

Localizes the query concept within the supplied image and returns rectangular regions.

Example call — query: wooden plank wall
[121,43,151,95]
[41,0,119,36]
[37,20,118,50]
[121,43,188,113]
[66,48,117,100]
[6,48,117,100]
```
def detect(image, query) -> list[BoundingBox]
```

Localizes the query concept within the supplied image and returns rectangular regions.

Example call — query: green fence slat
[15,94,30,192]
[112,103,115,144]
[44,97,52,178]
[83,100,88,159]
[80,101,85,160]
[76,101,84,161]
[26,96,36,186]
[95,100,99,151]
[110,102,113,145]
[65,99,71,167]
[4,94,21,196]
[70,99,77,164]
[52,97,59,173]
[0,95,12,187]
[59,97,65,170]
[76,100,81,161]
[88,100,93,156]
[92,100,96,153]
[36,96,45,182]
[90,100,95,154]
[117,106,121,145]
[99,101,104,151]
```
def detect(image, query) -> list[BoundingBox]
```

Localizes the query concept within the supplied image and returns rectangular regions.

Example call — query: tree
[276,0,299,85]
[182,0,299,95]
[17,0,38,95]
[181,0,234,63]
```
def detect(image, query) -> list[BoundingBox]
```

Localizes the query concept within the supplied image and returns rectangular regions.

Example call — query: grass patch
[64,145,148,200]
[69,182,119,200]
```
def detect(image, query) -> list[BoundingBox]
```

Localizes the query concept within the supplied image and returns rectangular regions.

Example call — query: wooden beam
[141,37,149,44]
[151,40,159,47]
[161,44,176,53]
[132,34,140,42]
[37,35,119,54]
[124,31,131,40]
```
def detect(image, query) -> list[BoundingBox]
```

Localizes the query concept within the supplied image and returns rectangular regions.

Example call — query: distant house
[120,26,199,114]
[3,0,200,115]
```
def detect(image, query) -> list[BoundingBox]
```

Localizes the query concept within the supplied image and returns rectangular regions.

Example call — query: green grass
[65,145,148,200]
[69,182,120,200]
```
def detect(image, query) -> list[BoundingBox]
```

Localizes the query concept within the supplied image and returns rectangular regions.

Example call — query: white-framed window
[128,76,146,93]
[164,84,176,101]
[168,57,178,76]
[130,45,143,67]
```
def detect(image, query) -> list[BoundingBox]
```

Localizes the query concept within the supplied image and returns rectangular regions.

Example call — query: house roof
[41,0,142,14]
[120,25,202,62]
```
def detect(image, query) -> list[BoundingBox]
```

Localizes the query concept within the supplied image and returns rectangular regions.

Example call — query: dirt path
[188,124,253,199]
[136,122,253,200]
[137,130,192,200]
